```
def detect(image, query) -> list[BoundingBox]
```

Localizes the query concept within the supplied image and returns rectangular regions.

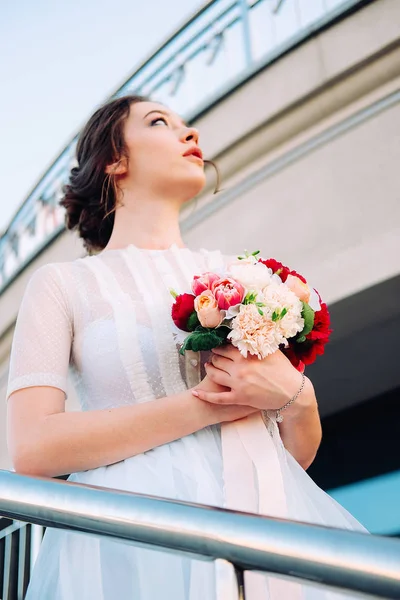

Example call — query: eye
[150,116,168,127]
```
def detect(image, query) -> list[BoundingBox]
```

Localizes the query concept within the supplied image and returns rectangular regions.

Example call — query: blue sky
[0,0,203,233]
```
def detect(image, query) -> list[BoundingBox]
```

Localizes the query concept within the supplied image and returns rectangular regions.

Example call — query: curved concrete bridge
[0,0,399,471]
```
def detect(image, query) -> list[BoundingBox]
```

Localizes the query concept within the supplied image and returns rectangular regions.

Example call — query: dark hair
[60,94,148,253]
[60,94,221,253]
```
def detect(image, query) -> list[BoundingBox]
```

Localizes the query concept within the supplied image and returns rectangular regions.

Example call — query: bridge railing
[0,470,400,599]
[0,0,365,295]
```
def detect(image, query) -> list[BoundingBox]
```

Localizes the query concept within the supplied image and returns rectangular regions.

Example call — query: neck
[104,188,186,251]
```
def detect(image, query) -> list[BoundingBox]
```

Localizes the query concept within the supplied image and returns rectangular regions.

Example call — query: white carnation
[227,304,284,359]
[260,282,304,340]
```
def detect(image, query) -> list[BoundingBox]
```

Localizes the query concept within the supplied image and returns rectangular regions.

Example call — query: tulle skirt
[25,424,367,600]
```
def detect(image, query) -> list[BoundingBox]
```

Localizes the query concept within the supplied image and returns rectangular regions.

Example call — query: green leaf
[297,335,306,343]
[271,307,289,322]
[214,326,231,340]
[238,249,259,260]
[179,328,229,355]
[299,302,315,337]
[257,307,264,316]
[244,291,258,305]
[186,311,200,332]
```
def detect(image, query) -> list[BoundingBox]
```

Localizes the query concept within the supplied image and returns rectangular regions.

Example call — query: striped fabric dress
[6,244,367,600]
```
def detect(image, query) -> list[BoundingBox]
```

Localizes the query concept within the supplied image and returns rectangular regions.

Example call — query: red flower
[284,303,332,367]
[258,258,307,284]
[308,302,332,342]
[172,293,196,331]
[259,258,289,282]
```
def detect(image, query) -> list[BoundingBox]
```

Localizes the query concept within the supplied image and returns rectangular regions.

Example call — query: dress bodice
[6,244,227,411]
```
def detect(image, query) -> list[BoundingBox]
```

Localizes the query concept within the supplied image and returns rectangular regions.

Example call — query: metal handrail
[0,470,399,598]
[0,0,367,295]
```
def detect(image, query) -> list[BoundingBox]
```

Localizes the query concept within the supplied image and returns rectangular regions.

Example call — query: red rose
[258,258,307,284]
[172,293,196,331]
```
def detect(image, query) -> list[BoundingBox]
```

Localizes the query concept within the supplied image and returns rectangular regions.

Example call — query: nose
[181,126,199,145]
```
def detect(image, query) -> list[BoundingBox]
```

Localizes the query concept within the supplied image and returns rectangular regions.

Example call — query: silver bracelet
[275,372,306,423]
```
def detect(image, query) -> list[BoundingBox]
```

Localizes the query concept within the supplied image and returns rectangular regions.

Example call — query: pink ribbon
[221,412,304,599]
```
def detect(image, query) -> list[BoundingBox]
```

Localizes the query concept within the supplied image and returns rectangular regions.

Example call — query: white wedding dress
[6,244,367,600]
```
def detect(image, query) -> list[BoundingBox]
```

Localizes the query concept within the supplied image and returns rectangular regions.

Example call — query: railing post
[17,525,27,600]
[30,525,43,576]
[234,565,246,600]
[2,530,13,600]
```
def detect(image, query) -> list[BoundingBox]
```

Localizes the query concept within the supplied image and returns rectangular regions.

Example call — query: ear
[105,158,128,176]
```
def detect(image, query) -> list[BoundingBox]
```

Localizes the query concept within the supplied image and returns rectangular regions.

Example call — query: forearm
[278,377,322,470]
[17,391,212,478]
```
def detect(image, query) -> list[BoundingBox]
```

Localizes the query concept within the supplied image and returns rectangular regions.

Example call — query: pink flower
[192,272,221,296]
[212,278,245,310]
[285,274,311,304]
[194,290,224,328]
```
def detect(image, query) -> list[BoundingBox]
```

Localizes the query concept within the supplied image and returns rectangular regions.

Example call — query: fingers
[192,388,235,404]
[208,354,232,375]
[211,346,239,360]
[204,362,231,387]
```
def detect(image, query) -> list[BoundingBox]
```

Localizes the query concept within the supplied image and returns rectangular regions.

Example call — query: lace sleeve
[6,264,73,401]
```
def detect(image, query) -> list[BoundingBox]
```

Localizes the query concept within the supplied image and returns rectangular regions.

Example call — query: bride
[6,95,366,599]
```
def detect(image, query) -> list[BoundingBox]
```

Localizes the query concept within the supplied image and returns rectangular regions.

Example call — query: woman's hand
[193,373,259,424]
[193,346,322,470]
[192,345,306,412]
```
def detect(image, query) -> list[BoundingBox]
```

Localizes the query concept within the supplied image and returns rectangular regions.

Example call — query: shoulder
[24,259,87,313]
[27,259,79,289]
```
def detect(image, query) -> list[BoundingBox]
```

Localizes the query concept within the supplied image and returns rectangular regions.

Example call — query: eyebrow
[143,109,188,128]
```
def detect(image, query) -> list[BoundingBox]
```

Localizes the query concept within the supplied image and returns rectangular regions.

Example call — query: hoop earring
[204,159,222,194]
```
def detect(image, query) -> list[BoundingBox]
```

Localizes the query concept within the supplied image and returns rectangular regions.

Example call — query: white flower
[260,282,304,339]
[227,304,285,359]
[223,304,241,320]
[228,260,273,292]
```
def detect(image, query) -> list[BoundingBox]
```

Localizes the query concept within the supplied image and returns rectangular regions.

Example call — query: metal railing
[0,518,44,600]
[0,469,400,599]
[0,0,367,295]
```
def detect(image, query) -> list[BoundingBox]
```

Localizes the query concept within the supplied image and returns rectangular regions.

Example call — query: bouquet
[171,251,332,371]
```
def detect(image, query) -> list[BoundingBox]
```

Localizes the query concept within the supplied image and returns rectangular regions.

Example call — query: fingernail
[192,390,199,397]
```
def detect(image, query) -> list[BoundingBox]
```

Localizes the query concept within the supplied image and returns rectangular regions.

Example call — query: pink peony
[212,278,245,310]
[194,290,224,328]
[192,272,221,296]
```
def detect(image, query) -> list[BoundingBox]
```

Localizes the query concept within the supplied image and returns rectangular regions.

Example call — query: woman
[7,95,366,599]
